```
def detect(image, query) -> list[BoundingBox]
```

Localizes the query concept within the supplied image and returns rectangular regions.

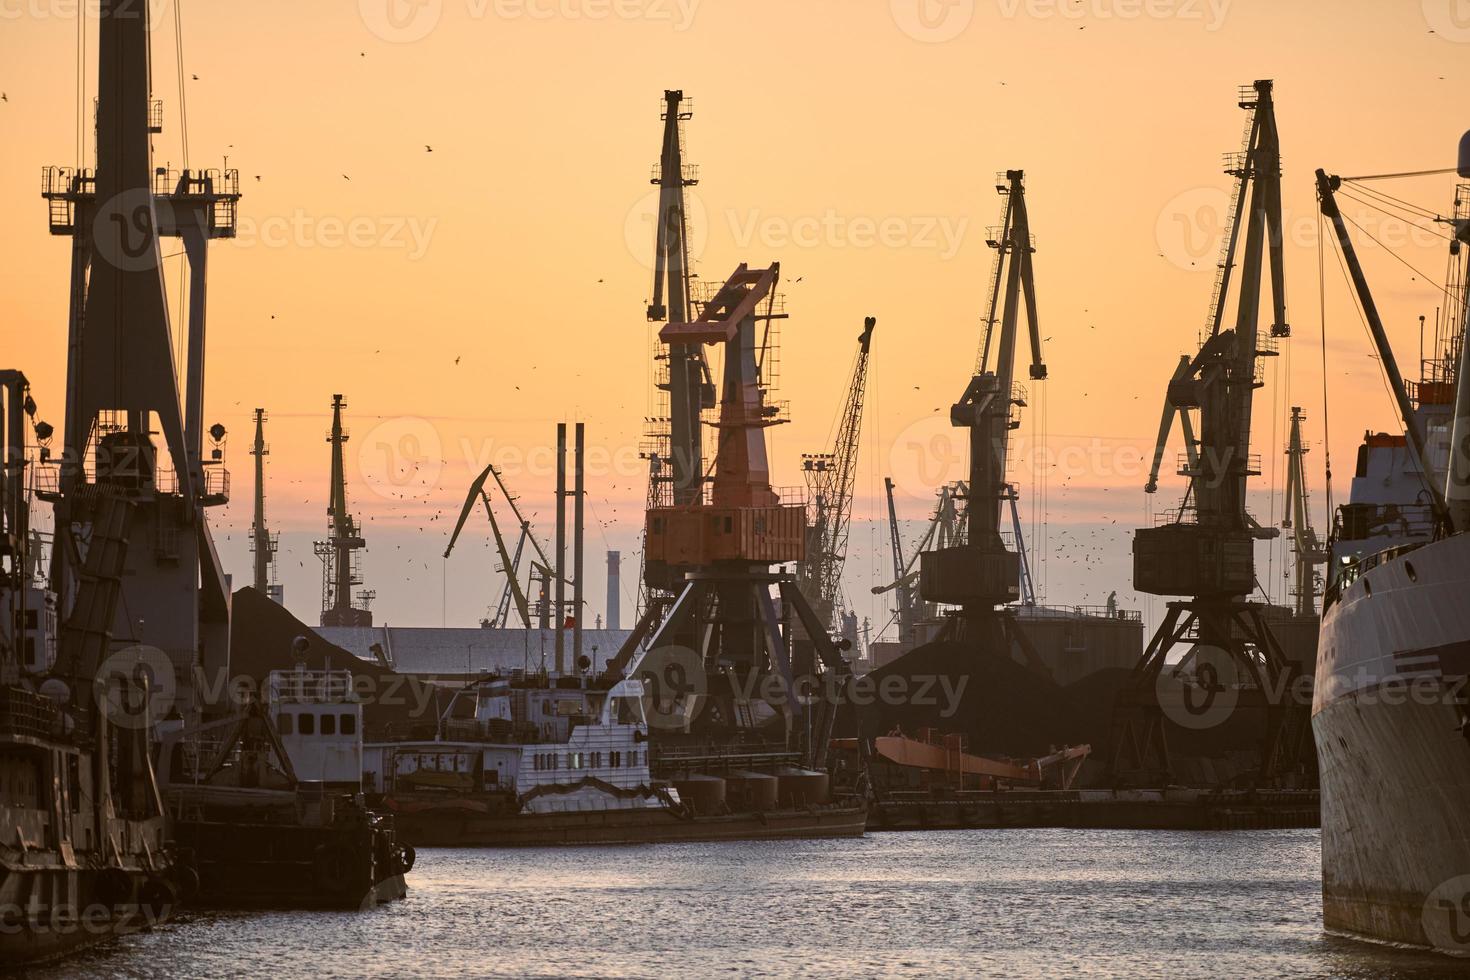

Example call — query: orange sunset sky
[1,0,1466,637]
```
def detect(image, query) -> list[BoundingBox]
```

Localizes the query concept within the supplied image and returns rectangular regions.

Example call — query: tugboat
[365,672,867,846]
[0,372,185,967]
[155,647,411,909]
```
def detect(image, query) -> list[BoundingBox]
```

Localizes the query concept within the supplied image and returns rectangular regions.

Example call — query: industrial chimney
[606,550,621,631]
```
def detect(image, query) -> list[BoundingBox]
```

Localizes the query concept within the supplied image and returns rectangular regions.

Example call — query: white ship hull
[1313,532,1470,952]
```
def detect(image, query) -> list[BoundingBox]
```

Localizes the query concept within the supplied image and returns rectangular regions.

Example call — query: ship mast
[315,395,372,627]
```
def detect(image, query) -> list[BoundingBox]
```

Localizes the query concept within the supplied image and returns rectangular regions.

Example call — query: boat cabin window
[341,713,357,735]
[278,713,295,735]
[299,713,315,735]
[611,751,621,768]
[321,714,336,736]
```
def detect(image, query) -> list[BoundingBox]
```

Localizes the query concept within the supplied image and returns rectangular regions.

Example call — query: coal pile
[839,640,1303,788]
[228,587,450,737]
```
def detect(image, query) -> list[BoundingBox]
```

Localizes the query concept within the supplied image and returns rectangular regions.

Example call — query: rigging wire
[1317,211,1333,520]
[1336,188,1455,242]
[1341,167,1459,182]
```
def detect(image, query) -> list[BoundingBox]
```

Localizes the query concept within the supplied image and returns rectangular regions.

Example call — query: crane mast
[647,91,715,511]
[799,317,877,630]
[1113,81,1309,788]
[920,170,1045,620]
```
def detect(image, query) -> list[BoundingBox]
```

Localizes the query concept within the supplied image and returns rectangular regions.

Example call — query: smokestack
[606,551,621,631]
[574,422,585,667]
[555,423,567,674]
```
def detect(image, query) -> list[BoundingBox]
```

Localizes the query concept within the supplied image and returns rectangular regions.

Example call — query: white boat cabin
[364,678,659,814]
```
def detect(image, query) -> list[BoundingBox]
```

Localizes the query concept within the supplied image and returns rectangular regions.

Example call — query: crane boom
[800,317,877,627]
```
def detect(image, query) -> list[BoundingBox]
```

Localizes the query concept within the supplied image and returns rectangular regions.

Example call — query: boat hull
[0,865,177,968]
[382,798,869,847]
[1314,533,1470,953]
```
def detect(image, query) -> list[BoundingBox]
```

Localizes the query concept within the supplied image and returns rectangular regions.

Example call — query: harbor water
[26,829,1464,979]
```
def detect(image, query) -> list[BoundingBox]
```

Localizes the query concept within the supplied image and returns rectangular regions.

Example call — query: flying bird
[425,144,434,153]
[191,74,199,80]
[342,174,351,181]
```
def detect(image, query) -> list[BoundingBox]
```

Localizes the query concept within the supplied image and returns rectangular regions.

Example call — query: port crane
[917,170,1048,667]
[1282,407,1328,616]
[799,317,877,632]
[315,395,373,627]
[613,264,849,768]
[1112,80,1305,786]
[444,463,559,629]
[38,0,239,719]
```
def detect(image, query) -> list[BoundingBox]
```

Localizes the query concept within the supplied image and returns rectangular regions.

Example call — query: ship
[365,671,867,847]
[155,655,412,909]
[0,374,189,967]
[1312,144,1470,952]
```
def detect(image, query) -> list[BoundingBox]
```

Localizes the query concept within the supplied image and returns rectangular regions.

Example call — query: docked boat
[365,672,867,846]
[156,658,411,909]
[1312,150,1470,952]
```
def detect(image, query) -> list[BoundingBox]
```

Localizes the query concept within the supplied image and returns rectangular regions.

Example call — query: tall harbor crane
[315,395,373,627]
[918,170,1047,666]
[613,264,849,768]
[250,408,282,603]
[38,0,239,719]
[799,317,877,631]
[1112,80,1303,786]
[1282,407,1328,616]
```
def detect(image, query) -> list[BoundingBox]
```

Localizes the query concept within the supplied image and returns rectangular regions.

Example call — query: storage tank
[775,767,830,806]
[671,775,725,815]
[723,771,779,811]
